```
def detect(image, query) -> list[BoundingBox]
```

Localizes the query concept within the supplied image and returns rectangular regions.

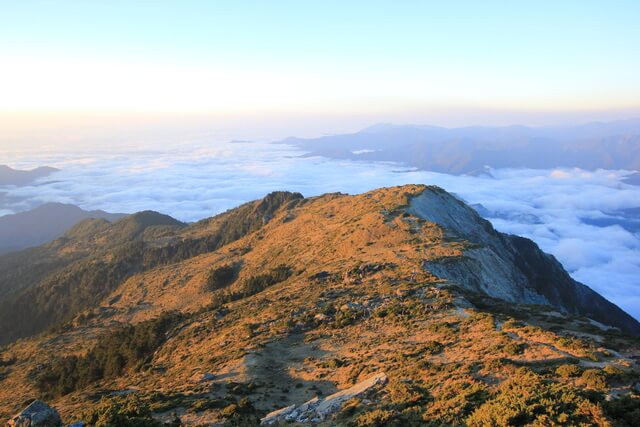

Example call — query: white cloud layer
[2,142,639,319]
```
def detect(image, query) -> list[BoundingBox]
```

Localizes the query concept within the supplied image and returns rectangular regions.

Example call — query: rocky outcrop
[261,373,388,425]
[8,400,62,427]
[408,187,640,335]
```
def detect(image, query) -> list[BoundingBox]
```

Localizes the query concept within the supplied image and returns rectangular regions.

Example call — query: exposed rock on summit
[408,187,640,335]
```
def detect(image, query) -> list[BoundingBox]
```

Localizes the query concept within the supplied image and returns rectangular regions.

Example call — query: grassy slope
[1,185,638,425]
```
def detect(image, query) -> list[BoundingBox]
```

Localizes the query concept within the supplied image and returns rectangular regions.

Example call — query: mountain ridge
[0,202,126,255]
[0,185,638,425]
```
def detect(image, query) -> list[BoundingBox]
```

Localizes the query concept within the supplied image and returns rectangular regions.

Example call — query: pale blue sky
[1,0,639,140]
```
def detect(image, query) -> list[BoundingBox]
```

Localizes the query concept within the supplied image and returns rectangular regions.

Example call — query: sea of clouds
[1,140,639,319]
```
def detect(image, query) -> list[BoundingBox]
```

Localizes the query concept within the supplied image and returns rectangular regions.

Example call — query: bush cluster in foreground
[35,312,181,398]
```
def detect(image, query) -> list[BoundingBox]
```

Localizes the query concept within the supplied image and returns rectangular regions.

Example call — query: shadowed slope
[0,203,125,254]
[0,192,303,344]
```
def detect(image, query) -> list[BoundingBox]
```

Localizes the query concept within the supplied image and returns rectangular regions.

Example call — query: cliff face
[407,188,640,335]
[0,185,638,424]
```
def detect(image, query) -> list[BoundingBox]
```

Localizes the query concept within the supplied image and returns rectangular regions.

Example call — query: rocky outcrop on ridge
[408,187,640,335]
[8,400,62,427]
[261,373,388,425]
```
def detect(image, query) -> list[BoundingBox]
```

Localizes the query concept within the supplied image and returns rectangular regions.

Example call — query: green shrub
[426,379,489,424]
[35,312,181,397]
[502,342,527,356]
[602,365,624,378]
[225,381,256,396]
[463,312,495,331]
[387,380,430,407]
[81,395,168,427]
[393,406,427,426]
[427,322,456,338]
[420,340,444,355]
[555,336,589,352]
[222,397,260,427]
[581,369,608,391]
[603,395,640,427]
[355,409,395,427]
[191,398,227,412]
[242,265,292,295]
[502,318,524,329]
[556,364,582,378]
[210,265,293,307]
[333,308,364,328]
[206,264,239,291]
[326,358,348,369]
[467,368,608,426]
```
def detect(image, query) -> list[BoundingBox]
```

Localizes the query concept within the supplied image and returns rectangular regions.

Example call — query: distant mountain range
[0,164,59,186]
[281,119,640,174]
[0,203,125,254]
[623,171,640,185]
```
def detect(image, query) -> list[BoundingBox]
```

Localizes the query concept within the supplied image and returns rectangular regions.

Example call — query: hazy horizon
[2,1,640,150]
[4,113,640,154]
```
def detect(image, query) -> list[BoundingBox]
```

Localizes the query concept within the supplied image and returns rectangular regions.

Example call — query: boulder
[261,372,387,425]
[199,372,216,382]
[8,400,62,427]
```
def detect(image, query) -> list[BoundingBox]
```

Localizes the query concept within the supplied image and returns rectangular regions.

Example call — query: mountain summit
[0,185,638,425]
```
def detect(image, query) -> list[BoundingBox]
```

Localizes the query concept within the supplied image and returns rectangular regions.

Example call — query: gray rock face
[408,186,640,336]
[408,187,546,304]
[424,247,549,305]
[8,400,62,427]
[261,372,387,425]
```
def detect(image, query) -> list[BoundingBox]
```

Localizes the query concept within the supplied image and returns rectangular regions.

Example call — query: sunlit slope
[1,185,638,425]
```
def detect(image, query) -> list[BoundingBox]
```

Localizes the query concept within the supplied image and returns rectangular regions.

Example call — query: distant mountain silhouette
[281,119,640,174]
[0,203,125,254]
[0,165,59,186]
[623,171,640,185]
